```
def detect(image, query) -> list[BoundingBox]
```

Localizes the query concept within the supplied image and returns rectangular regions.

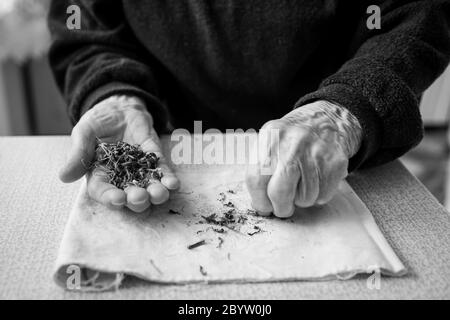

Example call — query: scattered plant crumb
[187,239,207,250]
[199,265,207,276]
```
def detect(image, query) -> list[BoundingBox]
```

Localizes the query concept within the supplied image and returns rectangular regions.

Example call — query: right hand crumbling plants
[246,100,363,218]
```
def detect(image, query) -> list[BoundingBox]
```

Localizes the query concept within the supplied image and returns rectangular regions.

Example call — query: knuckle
[330,156,348,176]
[260,120,286,138]
[309,141,326,158]
[259,120,285,139]
[282,159,301,174]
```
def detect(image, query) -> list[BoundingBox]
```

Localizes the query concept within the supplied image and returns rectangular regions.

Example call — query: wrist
[295,100,363,158]
[103,94,146,111]
[83,94,153,126]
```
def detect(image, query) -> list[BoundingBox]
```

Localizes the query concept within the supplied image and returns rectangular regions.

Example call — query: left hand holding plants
[59,95,179,213]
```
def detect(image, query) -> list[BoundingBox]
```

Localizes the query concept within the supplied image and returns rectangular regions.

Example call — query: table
[0,136,449,299]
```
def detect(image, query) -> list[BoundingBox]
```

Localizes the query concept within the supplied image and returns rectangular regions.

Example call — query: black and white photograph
[0,0,449,304]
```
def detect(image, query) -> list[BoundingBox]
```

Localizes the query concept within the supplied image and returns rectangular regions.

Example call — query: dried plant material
[217,237,224,248]
[218,192,226,202]
[92,140,162,190]
[187,239,207,250]
[237,215,248,224]
[201,213,219,224]
[168,209,181,215]
[201,213,235,228]
[247,226,262,236]
[246,209,259,216]
[199,194,266,237]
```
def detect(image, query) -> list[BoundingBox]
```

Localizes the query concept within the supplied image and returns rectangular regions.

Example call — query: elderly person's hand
[59,95,179,213]
[246,100,362,218]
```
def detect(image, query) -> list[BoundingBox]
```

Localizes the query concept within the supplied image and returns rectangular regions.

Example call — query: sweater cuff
[294,83,382,172]
[78,82,168,133]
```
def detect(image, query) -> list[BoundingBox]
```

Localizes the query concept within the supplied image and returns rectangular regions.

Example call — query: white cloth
[54,164,406,291]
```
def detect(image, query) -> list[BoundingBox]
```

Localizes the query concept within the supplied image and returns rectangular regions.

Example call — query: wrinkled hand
[60,95,179,212]
[246,100,362,217]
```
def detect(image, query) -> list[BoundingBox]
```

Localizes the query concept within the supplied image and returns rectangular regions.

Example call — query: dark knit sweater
[48,0,450,171]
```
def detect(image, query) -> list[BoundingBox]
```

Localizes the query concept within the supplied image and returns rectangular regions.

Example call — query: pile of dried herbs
[198,190,264,236]
[92,140,162,189]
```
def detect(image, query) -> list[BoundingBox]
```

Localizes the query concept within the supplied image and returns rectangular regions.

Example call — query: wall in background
[27,57,71,135]
[0,60,30,135]
[0,63,10,135]
[0,58,71,136]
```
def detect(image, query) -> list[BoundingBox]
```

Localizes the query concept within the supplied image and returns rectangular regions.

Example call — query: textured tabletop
[0,136,449,299]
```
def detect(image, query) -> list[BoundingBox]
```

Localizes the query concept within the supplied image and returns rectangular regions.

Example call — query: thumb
[59,121,96,183]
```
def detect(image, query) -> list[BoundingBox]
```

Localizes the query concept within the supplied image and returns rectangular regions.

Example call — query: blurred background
[0,0,69,136]
[1,0,450,208]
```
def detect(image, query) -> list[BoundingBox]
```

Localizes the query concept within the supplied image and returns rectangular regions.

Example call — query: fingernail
[161,176,180,189]
[112,200,126,206]
[130,199,148,205]
[251,202,272,216]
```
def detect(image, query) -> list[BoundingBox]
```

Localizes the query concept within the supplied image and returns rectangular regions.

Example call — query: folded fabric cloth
[54,164,406,291]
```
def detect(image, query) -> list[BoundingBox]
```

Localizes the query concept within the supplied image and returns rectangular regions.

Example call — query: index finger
[245,163,273,215]
[267,161,300,218]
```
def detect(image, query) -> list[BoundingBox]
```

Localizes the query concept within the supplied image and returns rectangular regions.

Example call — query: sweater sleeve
[295,0,450,171]
[47,0,168,131]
